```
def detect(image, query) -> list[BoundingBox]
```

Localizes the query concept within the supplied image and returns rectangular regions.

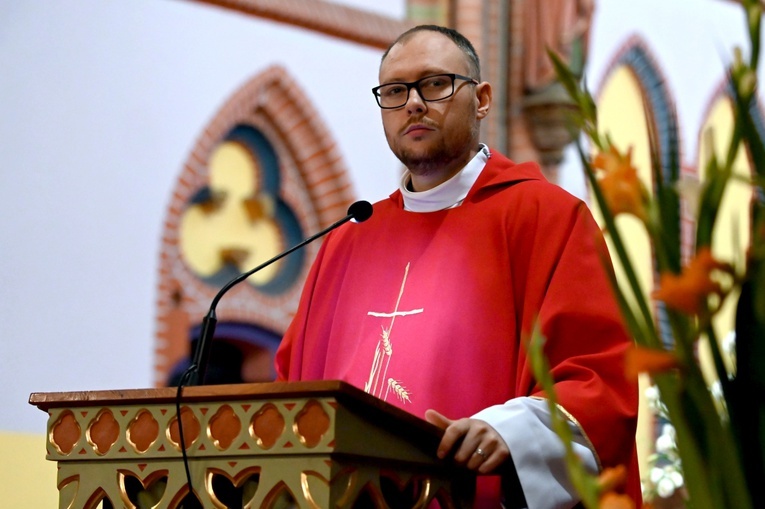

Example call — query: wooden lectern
[29,380,475,508]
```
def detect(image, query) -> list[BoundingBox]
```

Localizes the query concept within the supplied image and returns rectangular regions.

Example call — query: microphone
[183,200,373,386]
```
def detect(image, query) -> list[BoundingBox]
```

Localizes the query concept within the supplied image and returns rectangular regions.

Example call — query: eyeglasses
[372,73,478,109]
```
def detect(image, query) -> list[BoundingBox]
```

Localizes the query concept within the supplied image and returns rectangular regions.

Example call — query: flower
[655,424,676,454]
[644,384,669,418]
[548,3,765,506]
[649,465,684,498]
[597,465,628,493]
[652,247,733,315]
[625,346,681,379]
[592,145,649,222]
[597,465,636,509]
[600,492,635,509]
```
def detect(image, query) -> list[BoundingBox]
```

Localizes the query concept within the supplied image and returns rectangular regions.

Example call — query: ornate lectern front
[29,380,475,508]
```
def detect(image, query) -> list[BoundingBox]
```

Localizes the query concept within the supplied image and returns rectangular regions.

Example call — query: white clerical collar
[400,144,490,212]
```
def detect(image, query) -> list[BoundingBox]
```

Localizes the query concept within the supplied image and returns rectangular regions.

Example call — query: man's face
[378,31,488,182]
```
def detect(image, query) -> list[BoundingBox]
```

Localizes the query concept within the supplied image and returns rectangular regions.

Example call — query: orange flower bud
[600,492,636,509]
[597,465,628,492]
[592,146,649,222]
[597,465,636,508]
[652,247,732,315]
[625,345,681,378]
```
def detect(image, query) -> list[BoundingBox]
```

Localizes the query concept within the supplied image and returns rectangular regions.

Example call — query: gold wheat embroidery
[381,328,392,355]
[387,378,412,404]
[364,263,422,403]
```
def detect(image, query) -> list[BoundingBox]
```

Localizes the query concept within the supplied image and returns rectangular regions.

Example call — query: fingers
[471,438,510,474]
[424,409,452,429]
[431,416,510,474]
[426,410,461,460]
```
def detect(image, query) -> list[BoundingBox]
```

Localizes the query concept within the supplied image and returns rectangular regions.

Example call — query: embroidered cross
[364,262,423,403]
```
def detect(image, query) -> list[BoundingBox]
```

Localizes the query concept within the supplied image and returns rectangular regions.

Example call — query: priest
[276,24,640,509]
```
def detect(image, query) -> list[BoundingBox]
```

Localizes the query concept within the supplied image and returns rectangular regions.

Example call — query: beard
[390,122,479,177]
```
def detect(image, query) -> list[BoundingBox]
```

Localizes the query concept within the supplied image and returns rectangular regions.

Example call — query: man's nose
[405,86,427,113]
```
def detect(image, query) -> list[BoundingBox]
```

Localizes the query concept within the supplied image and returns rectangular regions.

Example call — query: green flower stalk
[539,1,765,506]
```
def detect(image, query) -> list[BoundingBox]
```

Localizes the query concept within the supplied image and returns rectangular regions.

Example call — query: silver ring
[474,447,488,459]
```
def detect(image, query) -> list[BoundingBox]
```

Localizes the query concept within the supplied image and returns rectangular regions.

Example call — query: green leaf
[527,325,602,508]
[696,154,731,249]
[643,106,682,274]
[729,67,765,181]
[575,143,660,346]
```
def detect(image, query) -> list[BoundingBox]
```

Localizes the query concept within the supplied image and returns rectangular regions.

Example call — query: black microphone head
[348,200,373,222]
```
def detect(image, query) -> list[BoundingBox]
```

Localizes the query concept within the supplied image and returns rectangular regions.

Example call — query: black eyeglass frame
[371,73,478,109]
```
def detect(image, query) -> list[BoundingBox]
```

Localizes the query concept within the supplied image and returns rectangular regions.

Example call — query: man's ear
[475,81,492,119]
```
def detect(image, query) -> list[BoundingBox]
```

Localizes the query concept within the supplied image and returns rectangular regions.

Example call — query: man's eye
[421,77,446,89]
[383,86,405,97]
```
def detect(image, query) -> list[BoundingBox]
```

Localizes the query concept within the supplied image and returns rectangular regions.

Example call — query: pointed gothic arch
[595,35,683,349]
[154,65,356,386]
[607,37,682,184]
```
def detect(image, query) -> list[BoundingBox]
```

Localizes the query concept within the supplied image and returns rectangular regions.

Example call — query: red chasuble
[276,150,640,506]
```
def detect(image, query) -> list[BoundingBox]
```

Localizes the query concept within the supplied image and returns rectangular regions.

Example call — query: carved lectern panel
[31,381,475,508]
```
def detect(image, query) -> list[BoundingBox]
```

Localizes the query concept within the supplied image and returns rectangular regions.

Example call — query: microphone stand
[184,200,373,386]
[173,200,372,501]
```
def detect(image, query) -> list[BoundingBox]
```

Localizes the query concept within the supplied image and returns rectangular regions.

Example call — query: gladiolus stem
[576,143,661,348]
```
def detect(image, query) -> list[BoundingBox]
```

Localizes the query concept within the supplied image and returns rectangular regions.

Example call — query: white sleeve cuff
[472,397,598,509]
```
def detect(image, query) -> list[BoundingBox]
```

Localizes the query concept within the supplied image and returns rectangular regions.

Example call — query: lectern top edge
[28,379,444,439]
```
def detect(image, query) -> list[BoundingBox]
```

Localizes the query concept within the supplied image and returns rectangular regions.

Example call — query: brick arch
[154,65,355,386]
[597,35,683,349]
[599,35,683,184]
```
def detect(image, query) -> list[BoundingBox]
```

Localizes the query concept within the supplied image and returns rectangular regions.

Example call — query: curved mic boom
[183,200,373,386]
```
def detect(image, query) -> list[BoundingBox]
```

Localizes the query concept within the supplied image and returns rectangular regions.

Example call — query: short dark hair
[381,25,481,81]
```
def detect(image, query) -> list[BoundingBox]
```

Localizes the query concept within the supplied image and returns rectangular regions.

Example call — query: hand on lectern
[425,408,511,475]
